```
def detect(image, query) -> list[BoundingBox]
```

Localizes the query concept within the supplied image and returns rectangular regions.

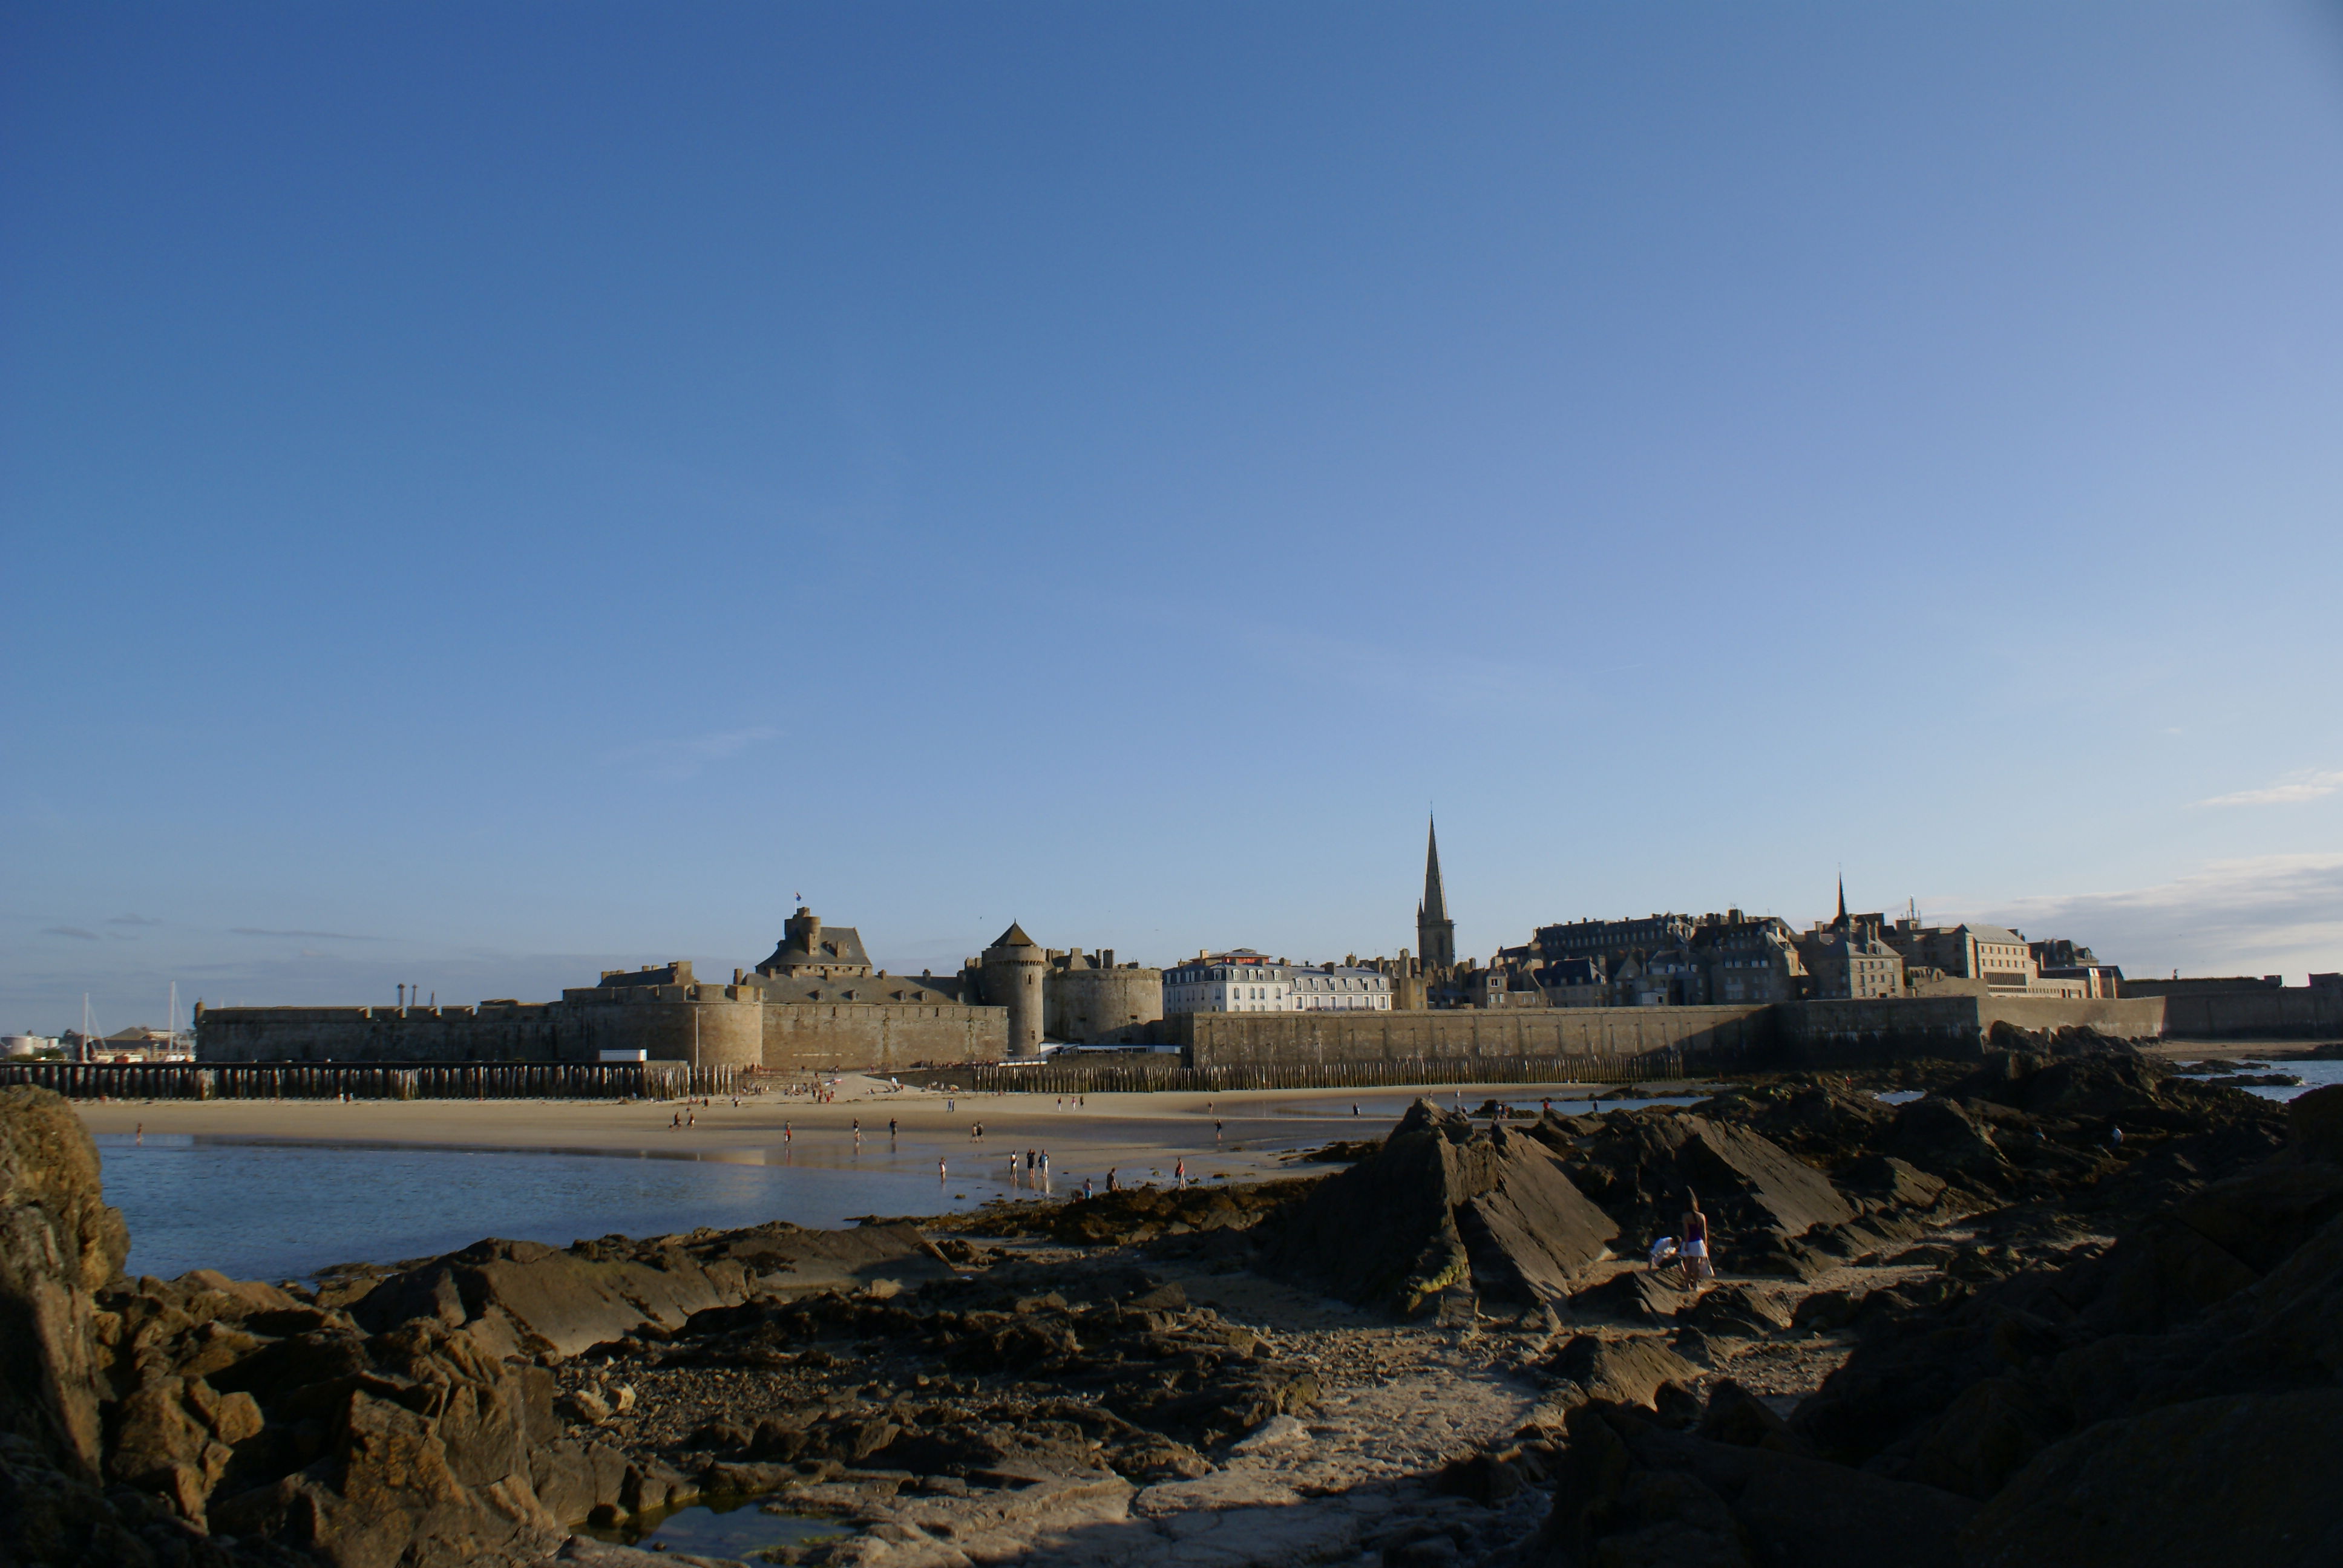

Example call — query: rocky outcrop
[1525,1105,1855,1272]
[346,1223,952,1360]
[0,1085,129,1476]
[1263,1101,1617,1316]
[1532,1396,1976,1568]
[0,1086,309,1567]
[1542,1334,1699,1411]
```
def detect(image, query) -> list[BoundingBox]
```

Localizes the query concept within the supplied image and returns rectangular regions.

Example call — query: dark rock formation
[1542,1334,1699,1411]
[1263,1100,1617,1316]
[0,1085,129,1476]
[0,1086,309,1567]
[346,1223,951,1359]
[1524,1104,1854,1267]
[1532,1397,1976,1568]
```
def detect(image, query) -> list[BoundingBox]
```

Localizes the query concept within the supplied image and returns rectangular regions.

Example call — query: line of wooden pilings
[0,1059,740,1100]
[902,1045,1734,1096]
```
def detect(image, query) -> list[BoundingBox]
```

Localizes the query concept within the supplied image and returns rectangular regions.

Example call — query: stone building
[1798,930,1906,999]
[1163,952,1392,1016]
[1885,921,2037,991]
[1496,909,1803,1007]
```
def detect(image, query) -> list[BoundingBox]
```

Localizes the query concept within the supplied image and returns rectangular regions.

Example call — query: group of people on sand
[1646,1194,1715,1287]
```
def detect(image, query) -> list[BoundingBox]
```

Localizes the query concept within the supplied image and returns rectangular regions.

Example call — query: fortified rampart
[198,984,1007,1073]
[1153,995,2175,1074]
[1769,996,2168,1064]
[1043,950,1163,1045]
[2125,981,2343,1040]
[1167,1005,1772,1070]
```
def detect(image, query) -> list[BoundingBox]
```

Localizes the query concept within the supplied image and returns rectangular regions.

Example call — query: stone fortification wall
[1169,1005,1772,1071]
[1771,995,2168,1064]
[761,1003,1006,1074]
[196,1004,572,1063]
[1045,966,1164,1045]
[1164,995,2177,1074]
[2155,988,2342,1040]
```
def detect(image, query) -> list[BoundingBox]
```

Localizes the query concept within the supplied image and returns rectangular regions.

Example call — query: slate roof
[755,923,874,974]
[753,973,969,1006]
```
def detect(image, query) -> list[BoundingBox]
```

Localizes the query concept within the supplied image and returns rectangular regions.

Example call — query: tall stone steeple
[1833,872,1849,930]
[1416,815,1457,972]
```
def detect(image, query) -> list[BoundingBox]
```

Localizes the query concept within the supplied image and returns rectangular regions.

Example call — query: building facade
[1162,952,1393,1015]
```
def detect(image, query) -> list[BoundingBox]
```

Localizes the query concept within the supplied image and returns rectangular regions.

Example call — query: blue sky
[5,3,2342,1033]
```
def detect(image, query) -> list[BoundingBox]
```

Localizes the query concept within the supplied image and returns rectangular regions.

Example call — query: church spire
[1423,815,1449,924]
[1416,813,1457,972]
[1834,871,1849,929]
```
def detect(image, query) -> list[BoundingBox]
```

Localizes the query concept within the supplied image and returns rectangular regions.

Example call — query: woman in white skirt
[1680,1198,1714,1284]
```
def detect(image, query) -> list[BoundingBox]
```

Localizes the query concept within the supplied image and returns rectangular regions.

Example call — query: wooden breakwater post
[895,1043,1738,1097]
[0,1059,742,1101]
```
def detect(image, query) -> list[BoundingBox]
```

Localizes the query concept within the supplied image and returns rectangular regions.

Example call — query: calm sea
[92,1137,1001,1283]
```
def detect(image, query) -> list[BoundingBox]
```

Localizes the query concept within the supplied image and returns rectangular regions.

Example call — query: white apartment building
[1162,951,1394,1014]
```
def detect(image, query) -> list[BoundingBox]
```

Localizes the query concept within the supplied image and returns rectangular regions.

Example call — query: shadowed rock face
[0,1084,129,1475]
[0,1087,313,1568]
[1264,1100,1618,1316]
[344,1223,951,1360]
[1527,1106,1854,1265]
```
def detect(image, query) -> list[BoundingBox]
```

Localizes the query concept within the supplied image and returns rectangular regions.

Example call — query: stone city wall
[1769,995,2168,1065]
[2155,988,2343,1040]
[195,1004,571,1063]
[1167,1005,1773,1070]
[761,1003,1007,1074]
[1163,995,2176,1073]
[198,994,1008,1073]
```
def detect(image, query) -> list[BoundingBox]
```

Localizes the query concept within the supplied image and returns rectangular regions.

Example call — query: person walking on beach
[1081,1175,1094,1200]
[784,1121,791,1143]
[1176,1158,1187,1190]
[939,1157,947,1181]
[1106,1167,1118,1192]
[888,1118,897,1140]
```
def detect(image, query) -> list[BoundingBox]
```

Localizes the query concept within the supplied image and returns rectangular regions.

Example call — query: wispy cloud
[1963,853,2343,976]
[229,927,381,941]
[43,926,100,941]
[2196,768,2343,808]
[600,725,780,780]
[106,913,163,926]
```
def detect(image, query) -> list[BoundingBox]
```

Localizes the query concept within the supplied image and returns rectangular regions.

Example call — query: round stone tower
[981,922,1046,1059]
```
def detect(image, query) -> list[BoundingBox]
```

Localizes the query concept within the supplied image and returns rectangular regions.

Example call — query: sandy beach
[71,1076,1653,1189]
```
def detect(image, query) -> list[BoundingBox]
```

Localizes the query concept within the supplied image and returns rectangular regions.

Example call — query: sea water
[91,1136,999,1283]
